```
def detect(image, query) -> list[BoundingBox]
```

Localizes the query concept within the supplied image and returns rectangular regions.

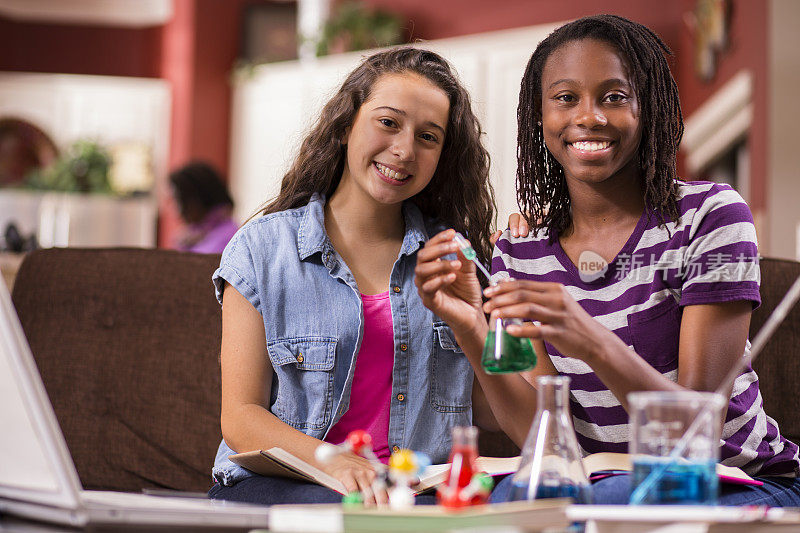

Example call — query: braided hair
[517,14,683,239]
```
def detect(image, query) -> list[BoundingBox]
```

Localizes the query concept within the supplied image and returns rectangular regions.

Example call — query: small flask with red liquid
[437,425,480,508]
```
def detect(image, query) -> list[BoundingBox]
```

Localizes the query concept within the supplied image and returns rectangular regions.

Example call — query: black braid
[517,14,683,240]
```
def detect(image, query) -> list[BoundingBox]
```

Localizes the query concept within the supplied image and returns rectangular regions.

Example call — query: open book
[583,452,761,486]
[229,449,520,495]
[230,449,760,495]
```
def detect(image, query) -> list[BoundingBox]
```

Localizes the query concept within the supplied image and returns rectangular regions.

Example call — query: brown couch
[12,248,223,492]
[10,248,800,493]
[750,257,800,445]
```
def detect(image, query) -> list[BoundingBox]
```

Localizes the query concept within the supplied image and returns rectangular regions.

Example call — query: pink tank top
[324,291,394,463]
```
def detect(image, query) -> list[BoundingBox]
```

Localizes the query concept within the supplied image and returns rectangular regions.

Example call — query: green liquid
[481,330,537,374]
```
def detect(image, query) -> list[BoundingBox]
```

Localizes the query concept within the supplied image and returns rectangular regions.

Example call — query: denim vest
[211,194,473,486]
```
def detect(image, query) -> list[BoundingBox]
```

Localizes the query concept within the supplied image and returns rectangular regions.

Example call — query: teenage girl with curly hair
[209,47,497,506]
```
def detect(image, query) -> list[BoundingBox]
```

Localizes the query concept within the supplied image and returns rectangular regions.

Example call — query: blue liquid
[631,458,718,505]
[508,482,591,532]
[507,482,592,504]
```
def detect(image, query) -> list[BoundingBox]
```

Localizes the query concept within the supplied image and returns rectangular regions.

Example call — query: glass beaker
[628,390,725,505]
[437,426,479,508]
[508,375,592,503]
[481,315,537,374]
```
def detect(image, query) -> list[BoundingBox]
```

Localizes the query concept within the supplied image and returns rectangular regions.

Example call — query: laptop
[0,280,269,529]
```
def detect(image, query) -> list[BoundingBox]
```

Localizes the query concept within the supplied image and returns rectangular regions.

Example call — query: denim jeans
[208,476,438,506]
[489,473,800,506]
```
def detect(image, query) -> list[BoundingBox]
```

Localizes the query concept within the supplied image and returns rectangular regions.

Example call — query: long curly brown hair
[258,47,495,266]
[517,15,684,239]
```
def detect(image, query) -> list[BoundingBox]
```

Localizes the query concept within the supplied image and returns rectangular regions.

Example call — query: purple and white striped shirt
[492,181,799,477]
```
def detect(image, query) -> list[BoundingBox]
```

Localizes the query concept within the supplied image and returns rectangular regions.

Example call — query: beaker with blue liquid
[628,390,726,505]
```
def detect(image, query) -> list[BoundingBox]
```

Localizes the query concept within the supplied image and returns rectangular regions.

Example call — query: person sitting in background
[170,161,239,254]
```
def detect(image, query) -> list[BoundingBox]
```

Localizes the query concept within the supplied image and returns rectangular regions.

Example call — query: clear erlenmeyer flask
[481,315,537,374]
[508,375,592,503]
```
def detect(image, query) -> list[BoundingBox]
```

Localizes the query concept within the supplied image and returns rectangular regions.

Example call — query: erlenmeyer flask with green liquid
[481,315,537,373]
[453,233,537,374]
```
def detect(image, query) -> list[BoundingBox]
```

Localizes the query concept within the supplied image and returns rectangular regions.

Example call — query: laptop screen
[0,279,82,509]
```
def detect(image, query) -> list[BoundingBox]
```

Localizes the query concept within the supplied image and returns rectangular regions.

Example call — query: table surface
[3,504,800,533]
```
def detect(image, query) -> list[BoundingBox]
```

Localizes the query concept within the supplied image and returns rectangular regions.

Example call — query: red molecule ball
[345,430,372,455]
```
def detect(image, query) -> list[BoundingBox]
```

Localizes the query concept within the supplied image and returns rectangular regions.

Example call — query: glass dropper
[453,232,493,283]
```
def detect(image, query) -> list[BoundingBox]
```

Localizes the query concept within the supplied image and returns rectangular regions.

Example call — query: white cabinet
[0,73,170,192]
[229,23,562,227]
[0,190,156,248]
[0,72,170,248]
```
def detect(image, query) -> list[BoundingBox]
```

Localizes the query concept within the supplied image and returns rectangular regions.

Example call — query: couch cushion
[11,248,222,492]
[749,257,800,445]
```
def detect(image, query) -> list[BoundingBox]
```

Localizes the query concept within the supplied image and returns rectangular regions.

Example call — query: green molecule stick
[341,491,364,507]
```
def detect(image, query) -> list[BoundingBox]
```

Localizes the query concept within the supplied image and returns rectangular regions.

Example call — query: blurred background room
[0,0,798,291]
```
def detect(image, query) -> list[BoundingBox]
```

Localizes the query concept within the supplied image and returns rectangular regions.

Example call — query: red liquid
[437,444,479,508]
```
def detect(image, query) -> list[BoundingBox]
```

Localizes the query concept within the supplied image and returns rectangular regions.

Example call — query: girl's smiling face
[338,72,450,208]
[540,38,642,186]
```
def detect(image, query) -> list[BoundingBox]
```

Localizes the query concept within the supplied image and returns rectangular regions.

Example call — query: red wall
[0,18,162,78]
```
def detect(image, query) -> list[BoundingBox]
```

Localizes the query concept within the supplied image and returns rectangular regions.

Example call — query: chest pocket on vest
[430,322,473,413]
[627,298,681,371]
[267,337,336,431]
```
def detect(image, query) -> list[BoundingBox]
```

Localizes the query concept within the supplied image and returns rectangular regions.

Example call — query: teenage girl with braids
[415,15,800,505]
[209,47,497,506]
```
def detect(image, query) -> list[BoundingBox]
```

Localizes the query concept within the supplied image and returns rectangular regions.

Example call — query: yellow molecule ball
[388,449,417,474]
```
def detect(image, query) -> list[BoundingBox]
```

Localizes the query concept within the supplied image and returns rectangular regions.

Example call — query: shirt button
[396,393,405,402]
[393,286,401,293]
[392,445,400,453]
[296,353,304,363]
[400,344,408,352]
